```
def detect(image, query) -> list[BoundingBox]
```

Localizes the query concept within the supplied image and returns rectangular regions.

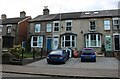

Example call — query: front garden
[2,45,45,65]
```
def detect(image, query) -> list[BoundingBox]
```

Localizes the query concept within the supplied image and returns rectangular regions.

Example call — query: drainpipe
[0,37,2,64]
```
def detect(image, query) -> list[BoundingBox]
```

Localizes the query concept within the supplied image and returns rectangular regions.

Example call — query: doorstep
[96,53,104,57]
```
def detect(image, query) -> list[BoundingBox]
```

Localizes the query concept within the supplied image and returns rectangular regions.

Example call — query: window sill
[53,31,59,32]
[86,46,101,48]
[104,30,111,31]
[89,30,97,32]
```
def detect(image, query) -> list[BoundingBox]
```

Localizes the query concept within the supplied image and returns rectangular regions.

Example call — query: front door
[53,37,59,50]
[105,36,112,51]
[114,35,120,50]
[47,38,52,51]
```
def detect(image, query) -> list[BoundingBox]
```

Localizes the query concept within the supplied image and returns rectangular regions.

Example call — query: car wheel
[63,59,66,64]
[81,59,84,62]
[94,59,96,62]
[47,62,51,64]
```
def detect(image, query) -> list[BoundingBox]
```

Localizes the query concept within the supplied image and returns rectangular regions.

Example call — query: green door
[105,36,112,51]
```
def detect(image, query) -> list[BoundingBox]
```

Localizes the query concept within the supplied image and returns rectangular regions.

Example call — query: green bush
[9,45,25,59]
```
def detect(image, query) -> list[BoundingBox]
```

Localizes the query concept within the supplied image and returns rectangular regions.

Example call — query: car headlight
[59,56,63,59]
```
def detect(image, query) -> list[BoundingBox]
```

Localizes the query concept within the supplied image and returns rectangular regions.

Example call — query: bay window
[85,34,101,47]
[31,36,43,47]
[61,35,76,47]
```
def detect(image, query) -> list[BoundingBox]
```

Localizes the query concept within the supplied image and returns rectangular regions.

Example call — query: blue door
[47,38,52,51]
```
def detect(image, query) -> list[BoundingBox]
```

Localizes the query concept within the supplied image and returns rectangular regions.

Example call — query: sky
[0,0,120,18]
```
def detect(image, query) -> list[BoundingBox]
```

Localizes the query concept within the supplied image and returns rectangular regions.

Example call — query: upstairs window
[46,23,52,32]
[104,20,110,30]
[89,21,96,31]
[113,18,119,30]
[35,24,41,33]
[0,25,3,33]
[53,21,60,32]
[65,20,72,31]
[7,25,12,34]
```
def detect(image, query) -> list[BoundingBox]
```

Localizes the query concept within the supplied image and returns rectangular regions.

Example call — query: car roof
[83,48,94,50]
[50,50,63,55]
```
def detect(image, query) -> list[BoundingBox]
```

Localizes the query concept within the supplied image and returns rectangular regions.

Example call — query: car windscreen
[50,50,62,55]
[82,49,95,53]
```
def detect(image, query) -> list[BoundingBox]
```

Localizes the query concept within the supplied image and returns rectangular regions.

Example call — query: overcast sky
[0,0,120,18]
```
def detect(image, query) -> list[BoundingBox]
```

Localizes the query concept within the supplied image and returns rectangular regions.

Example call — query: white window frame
[85,34,101,47]
[104,20,111,30]
[113,33,120,51]
[7,24,12,34]
[35,24,41,33]
[31,36,43,48]
[53,21,60,32]
[61,35,76,48]
[0,25,3,33]
[65,20,72,31]
[113,18,120,30]
[89,20,96,31]
[46,23,52,32]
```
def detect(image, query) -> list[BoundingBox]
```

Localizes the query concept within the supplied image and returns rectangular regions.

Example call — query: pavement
[1,57,120,78]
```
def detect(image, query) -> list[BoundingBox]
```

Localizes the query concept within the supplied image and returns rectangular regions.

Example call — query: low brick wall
[10,57,46,65]
[114,52,120,60]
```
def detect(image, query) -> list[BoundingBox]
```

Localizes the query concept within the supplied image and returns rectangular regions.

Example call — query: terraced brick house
[29,7,120,56]
[0,11,31,51]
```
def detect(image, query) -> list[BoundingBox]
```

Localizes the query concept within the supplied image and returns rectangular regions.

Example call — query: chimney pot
[43,6,49,15]
[20,11,26,18]
[1,14,7,20]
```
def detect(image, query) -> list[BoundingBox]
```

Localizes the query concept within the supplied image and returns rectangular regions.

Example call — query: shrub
[9,45,25,59]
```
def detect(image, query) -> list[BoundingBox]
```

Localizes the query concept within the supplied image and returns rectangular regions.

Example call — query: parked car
[47,50,69,64]
[80,48,96,62]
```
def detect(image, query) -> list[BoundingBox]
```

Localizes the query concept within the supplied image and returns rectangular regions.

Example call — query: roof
[29,14,56,22]
[29,9,120,22]
[1,17,30,25]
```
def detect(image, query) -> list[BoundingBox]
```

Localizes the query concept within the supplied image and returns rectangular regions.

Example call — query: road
[2,73,114,79]
[2,57,119,78]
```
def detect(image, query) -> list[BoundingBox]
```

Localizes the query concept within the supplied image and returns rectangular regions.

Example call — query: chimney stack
[1,14,7,20]
[43,6,49,15]
[20,11,26,18]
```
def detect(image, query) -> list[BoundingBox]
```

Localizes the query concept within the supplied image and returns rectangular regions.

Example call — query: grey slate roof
[1,17,29,25]
[29,14,56,22]
[29,9,120,22]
